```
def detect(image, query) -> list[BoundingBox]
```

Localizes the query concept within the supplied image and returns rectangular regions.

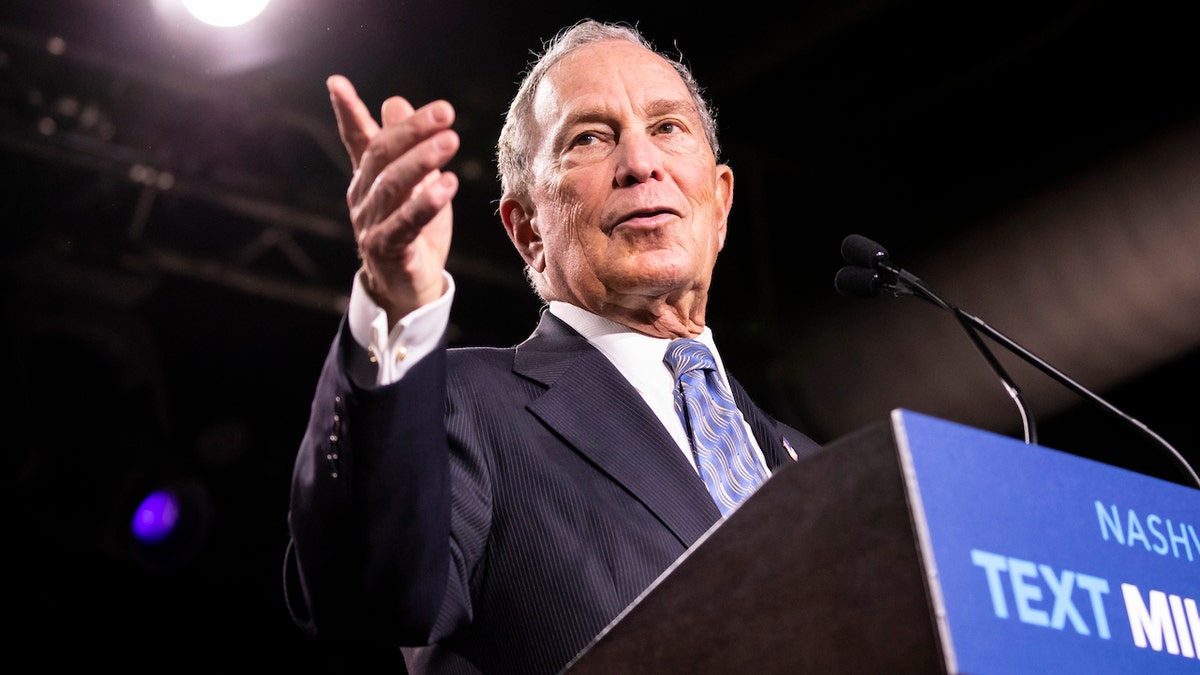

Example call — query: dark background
[4,1,1199,671]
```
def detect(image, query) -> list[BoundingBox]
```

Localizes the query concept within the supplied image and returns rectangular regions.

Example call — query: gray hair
[495,19,721,204]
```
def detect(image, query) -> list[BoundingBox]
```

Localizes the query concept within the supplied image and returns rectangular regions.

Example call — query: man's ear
[500,196,545,272]
[716,164,734,249]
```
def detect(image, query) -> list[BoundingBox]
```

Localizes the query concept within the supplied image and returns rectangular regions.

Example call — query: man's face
[518,39,734,316]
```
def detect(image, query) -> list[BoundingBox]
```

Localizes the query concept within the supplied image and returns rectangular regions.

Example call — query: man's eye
[655,121,681,135]
[571,132,600,147]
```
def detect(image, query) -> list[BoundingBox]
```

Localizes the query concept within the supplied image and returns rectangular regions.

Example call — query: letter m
[1122,583,1181,655]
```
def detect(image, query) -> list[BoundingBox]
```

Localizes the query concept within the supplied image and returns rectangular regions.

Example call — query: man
[284,19,822,674]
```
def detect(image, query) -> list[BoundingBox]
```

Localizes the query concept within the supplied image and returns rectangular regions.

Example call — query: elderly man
[284,19,821,675]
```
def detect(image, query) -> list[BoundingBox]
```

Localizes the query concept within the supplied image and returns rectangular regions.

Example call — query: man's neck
[551,297,706,339]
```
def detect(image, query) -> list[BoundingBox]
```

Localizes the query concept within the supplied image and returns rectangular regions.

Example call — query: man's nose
[613,133,663,187]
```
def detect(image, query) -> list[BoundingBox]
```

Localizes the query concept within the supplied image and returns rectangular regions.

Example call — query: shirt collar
[547,301,729,389]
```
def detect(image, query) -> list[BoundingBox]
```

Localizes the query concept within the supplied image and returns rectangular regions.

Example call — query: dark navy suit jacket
[284,309,822,674]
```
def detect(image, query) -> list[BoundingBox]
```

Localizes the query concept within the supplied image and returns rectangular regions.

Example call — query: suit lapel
[728,375,792,471]
[514,311,721,547]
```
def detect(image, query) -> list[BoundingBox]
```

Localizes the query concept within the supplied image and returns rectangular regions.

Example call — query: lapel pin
[781,436,798,461]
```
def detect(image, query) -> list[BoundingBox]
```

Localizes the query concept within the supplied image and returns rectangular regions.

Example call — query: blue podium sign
[895,409,1200,674]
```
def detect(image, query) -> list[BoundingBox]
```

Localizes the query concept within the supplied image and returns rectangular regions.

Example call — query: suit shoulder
[445,345,518,373]
[446,345,516,360]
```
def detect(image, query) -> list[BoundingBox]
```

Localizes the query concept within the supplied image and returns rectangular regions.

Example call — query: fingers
[353,99,456,202]
[401,170,459,238]
[349,100,458,223]
[361,170,459,253]
[352,125,460,241]
[381,95,414,128]
[327,75,381,172]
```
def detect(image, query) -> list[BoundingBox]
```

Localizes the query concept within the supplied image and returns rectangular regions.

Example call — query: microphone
[840,233,894,270]
[833,267,905,299]
[837,235,949,310]
[835,233,1200,489]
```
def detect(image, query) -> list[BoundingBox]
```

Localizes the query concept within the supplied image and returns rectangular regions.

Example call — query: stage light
[131,489,181,545]
[182,0,270,28]
[126,478,213,572]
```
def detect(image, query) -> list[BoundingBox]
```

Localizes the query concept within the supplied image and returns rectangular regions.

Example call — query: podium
[563,409,1200,675]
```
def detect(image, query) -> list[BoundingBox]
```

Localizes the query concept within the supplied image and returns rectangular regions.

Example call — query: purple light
[130,489,180,544]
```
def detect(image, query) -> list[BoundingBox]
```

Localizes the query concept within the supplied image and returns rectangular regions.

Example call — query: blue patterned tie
[663,339,769,516]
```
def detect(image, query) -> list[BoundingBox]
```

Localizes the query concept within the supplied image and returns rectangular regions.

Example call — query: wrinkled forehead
[533,40,695,123]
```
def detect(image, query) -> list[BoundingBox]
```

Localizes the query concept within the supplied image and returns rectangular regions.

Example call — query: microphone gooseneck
[834,233,1200,489]
[836,235,1034,444]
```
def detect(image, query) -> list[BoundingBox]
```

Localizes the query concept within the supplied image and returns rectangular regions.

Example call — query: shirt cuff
[347,269,456,386]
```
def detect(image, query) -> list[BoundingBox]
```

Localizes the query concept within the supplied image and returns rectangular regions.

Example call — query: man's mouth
[607,209,677,233]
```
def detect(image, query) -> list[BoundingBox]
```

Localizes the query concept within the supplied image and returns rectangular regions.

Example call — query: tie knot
[663,338,716,378]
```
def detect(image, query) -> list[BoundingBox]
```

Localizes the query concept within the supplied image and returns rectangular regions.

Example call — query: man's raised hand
[327,74,458,325]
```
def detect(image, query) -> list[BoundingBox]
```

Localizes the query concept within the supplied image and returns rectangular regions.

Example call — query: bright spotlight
[182,0,270,28]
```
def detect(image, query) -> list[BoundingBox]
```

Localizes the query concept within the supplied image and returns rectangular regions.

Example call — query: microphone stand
[865,260,1041,447]
[839,234,1200,489]
[952,311,1037,446]
[953,307,1199,488]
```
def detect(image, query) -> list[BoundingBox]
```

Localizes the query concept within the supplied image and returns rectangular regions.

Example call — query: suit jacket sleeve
[283,317,456,645]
